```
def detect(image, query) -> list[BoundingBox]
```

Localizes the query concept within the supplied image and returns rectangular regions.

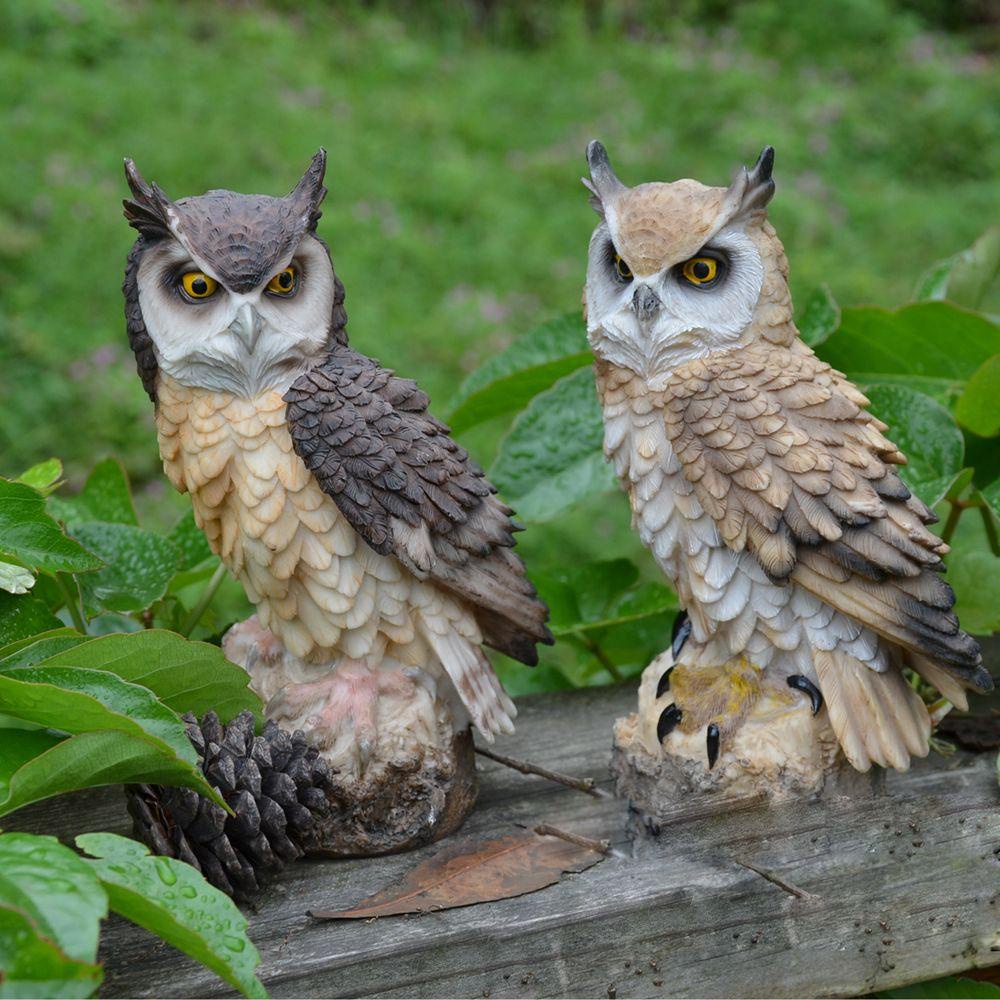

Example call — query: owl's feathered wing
[283,346,554,666]
[663,339,990,767]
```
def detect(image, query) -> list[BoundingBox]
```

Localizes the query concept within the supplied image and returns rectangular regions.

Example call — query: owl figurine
[582,142,991,799]
[121,151,551,847]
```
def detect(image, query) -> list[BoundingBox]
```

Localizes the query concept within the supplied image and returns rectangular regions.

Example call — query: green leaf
[0,833,107,963]
[878,974,1000,998]
[981,478,1000,523]
[47,459,138,528]
[0,593,64,647]
[37,630,261,722]
[0,628,81,662]
[0,636,89,671]
[916,225,1000,311]
[0,666,225,812]
[0,666,197,763]
[0,729,217,818]
[447,314,591,433]
[796,285,840,347]
[0,480,102,575]
[914,258,952,303]
[0,903,103,999]
[69,523,179,615]
[945,509,1000,634]
[538,559,676,635]
[820,302,1000,402]
[491,367,616,522]
[864,384,965,507]
[955,354,1000,437]
[15,460,63,495]
[76,833,266,1000]
[167,511,215,573]
[0,561,34,595]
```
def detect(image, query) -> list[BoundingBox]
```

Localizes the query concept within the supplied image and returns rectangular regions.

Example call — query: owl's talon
[671,611,691,660]
[706,723,720,769]
[787,674,823,716]
[657,704,683,743]
[655,665,674,699]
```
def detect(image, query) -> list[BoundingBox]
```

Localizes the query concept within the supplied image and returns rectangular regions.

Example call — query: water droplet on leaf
[155,858,178,885]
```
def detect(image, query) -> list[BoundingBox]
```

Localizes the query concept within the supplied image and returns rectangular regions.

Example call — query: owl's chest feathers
[595,365,883,676]
[153,376,414,661]
[597,375,714,583]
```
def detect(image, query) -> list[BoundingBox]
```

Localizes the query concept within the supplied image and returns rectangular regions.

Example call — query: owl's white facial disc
[585,222,764,388]
[137,234,335,396]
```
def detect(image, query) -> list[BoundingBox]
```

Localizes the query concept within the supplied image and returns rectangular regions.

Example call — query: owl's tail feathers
[418,620,517,743]
[813,650,930,772]
[906,651,973,711]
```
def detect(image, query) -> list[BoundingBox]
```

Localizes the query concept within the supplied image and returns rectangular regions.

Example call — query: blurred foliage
[1,0,997,508]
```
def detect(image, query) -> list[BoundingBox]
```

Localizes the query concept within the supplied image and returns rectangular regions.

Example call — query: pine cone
[126,711,335,903]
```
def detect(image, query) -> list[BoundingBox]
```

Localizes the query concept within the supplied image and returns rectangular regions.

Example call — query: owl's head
[122,150,345,399]
[583,142,790,385]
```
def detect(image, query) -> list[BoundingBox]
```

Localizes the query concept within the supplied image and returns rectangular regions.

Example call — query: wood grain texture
[7,683,999,999]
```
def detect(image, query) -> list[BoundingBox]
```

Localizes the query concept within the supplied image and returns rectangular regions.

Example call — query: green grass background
[1,0,997,688]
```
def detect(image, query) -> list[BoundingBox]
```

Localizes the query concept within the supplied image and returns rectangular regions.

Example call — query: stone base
[307,728,478,857]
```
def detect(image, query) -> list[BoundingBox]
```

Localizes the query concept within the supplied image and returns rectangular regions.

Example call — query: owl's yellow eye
[180,272,218,299]
[614,253,633,281]
[680,256,719,286]
[266,267,298,296]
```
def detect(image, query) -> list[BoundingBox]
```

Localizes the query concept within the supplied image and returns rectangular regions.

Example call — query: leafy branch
[0,458,266,996]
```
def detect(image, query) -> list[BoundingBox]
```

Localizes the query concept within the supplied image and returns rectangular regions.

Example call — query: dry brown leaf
[309,828,605,920]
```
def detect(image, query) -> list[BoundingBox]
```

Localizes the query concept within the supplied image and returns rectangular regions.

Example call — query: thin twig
[735,859,817,901]
[475,745,612,799]
[54,573,87,634]
[534,823,612,856]
[179,562,227,637]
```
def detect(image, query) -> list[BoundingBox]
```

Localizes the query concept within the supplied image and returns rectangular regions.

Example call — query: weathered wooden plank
[7,683,999,999]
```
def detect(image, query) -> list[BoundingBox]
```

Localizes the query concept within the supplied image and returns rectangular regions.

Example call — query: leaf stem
[577,633,625,683]
[54,573,87,634]
[980,504,1000,557]
[940,502,964,546]
[179,562,228,638]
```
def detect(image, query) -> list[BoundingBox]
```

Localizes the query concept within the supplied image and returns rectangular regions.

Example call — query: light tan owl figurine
[121,151,551,850]
[582,141,991,800]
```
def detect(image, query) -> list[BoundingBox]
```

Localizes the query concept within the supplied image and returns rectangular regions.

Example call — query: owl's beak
[631,283,662,328]
[229,303,264,354]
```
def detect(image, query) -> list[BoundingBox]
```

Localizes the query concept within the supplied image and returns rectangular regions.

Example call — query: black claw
[671,610,691,659]
[655,666,674,699]
[787,674,824,716]
[657,704,683,743]
[706,723,720,769]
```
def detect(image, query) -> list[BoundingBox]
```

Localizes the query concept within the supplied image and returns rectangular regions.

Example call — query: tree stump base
[224,615,479,857]
[306,728,478,857]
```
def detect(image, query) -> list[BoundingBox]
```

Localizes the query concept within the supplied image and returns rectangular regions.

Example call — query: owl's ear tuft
[122,158,174,240]
[581,177,605,217]
[288,148,328,231]
[585,140,626,214]
[719,145,776,226]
